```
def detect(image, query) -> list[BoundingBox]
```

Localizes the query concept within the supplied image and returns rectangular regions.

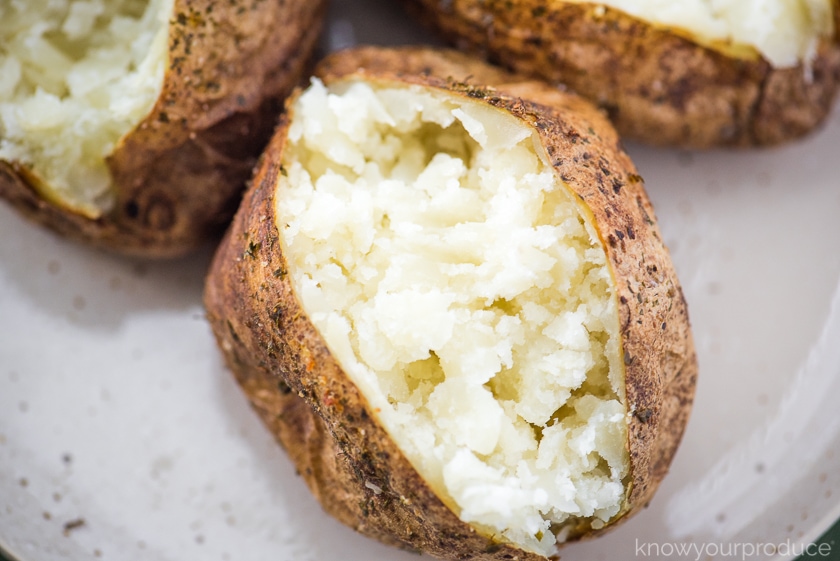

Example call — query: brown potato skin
[403,0,840,148]
[0,0,324,257]
[204,46,697,559]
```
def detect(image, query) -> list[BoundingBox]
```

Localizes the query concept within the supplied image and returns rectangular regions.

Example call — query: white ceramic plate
[2,2,840,560]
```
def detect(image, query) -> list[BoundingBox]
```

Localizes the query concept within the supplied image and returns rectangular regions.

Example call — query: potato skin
[204,47,697,559]
[403,0,840,148]
[0,0,324,257]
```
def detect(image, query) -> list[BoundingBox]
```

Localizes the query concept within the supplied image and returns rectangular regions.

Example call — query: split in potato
[280,77,628,553]
[205,47,697,560]
[568,0,834,67]
[0,0,172,217]
[0,0,324,256]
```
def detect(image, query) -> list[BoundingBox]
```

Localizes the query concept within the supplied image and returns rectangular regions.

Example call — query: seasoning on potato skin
[204,47,697,560]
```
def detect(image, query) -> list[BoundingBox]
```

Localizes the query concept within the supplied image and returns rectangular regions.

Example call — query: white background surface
[2,1,840,559]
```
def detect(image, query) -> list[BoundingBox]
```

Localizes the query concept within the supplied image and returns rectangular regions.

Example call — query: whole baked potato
[404,0,840,148]
[204,46,697,560]
[0,0,324,256]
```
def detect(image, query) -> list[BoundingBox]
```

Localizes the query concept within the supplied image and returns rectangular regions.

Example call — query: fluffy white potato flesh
[276,79,630,555]
[0,0,172,217]
[566,0,833,67]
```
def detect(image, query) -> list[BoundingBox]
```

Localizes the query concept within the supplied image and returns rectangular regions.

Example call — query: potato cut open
[564,0,833,66]
[275,78,629,554]
[0,0,172,217]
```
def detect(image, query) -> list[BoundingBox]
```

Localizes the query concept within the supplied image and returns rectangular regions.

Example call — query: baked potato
[0,0,324,257]
[403,0,840,148]
[204,46,697,560]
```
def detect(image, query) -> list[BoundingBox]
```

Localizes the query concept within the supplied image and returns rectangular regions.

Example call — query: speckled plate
[2,1,840,560]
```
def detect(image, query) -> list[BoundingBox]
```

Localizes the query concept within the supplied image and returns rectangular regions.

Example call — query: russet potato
[0,0,324,256]
[403,0,840,148]
[204,47,697,560]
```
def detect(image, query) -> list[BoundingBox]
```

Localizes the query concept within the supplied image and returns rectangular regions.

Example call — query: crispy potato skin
[403,0,840,148]
[204,47,697,559]
[0,0,324,257]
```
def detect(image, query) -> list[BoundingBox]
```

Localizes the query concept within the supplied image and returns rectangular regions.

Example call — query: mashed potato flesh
[276,79,629,555]
[0,0,172,217]
[567,0,833,67]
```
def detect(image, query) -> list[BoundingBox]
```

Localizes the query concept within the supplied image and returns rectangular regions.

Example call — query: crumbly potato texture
[403,0,840,147]
[562,0,833,67]
[0,0,172,217]
[205,47,697,561]
[278,77,628,553]
[0,0,324,256]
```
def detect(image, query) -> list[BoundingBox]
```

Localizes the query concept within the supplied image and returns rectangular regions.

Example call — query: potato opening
[276,79,629,555]
[0,0,173,218]
[565,0,833,67]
